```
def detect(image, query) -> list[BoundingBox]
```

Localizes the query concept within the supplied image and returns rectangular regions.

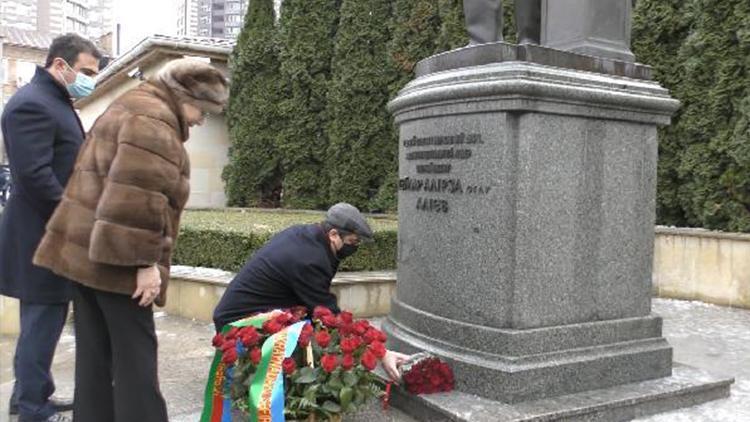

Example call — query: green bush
[172,210,398,272]
[172,228,270,272]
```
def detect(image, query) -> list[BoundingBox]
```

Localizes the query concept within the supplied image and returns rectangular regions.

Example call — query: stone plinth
[384,52,682,404]
[387,364,733,422]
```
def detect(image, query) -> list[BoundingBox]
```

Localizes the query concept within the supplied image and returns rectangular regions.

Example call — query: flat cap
[325,203,374,241]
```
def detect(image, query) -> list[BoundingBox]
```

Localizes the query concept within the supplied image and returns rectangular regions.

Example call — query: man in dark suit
[0,33,100,422]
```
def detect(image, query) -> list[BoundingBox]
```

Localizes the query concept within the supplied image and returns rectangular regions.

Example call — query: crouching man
[213,203,407,381]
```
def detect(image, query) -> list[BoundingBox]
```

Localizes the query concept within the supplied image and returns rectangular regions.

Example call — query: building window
[65,0,88,20]
[65,16,87,33]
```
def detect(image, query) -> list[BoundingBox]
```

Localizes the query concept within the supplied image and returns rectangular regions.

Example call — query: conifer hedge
[633,0,750,231]
[223,0,750,231]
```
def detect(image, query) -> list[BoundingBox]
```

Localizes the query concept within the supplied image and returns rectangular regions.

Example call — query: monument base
[387,46,731,420]
[384,300,674,403]
[387,364,732,422]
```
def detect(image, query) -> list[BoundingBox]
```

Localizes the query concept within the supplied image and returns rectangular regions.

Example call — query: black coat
[0,67,85,303]
[213,224,341,330]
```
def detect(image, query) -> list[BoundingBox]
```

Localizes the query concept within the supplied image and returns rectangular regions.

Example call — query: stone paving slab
[1,299,749,421]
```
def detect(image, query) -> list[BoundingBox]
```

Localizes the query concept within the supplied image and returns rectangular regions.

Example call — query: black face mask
[336,243,359,260]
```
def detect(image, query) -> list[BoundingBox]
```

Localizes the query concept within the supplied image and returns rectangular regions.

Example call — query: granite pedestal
[383,44,732,419]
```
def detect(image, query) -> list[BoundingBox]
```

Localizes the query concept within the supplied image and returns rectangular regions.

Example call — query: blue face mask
[59,61,96,98]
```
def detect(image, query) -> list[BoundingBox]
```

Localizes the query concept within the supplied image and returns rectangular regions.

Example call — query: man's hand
[133,265,161,307]
[381,350,409,383]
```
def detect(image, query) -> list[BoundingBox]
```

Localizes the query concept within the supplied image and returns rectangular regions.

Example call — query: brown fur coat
[34,80,191,306]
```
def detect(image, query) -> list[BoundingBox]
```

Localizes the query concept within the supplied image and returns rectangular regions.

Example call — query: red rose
[275,312,292,325]
[282,357,297,375]
[315,330,331,348]
[313,306,333,319]
[240,327,261,347]
[339,311,354,324]
[353,321,370,336]
[340,337,359,354]
[378,331,387,343]
[222,348,238,365]
[403,358,455,395]
[320,354,339,373]
[220,339,236,352]
[430,374,442,387]
[290,306,308,321]
[368,341,387,359]
[341,354,355,370]
[212,333,225,348]
[321,315,339,328]
[360,350,378,371]
[363,328,382,344]
[351,336,363,349]
[439,363,450,376]
[262,319,283,335]
[403,371,419,385]
[225,327,240,340]
[338,323,354,337]
[250,347,262,365]
[298,323,314,347]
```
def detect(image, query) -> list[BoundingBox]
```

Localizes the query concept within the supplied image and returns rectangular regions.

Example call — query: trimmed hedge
[172,210,398,272]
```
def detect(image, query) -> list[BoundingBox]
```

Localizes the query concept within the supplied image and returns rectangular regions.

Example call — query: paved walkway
[1,299,748,421]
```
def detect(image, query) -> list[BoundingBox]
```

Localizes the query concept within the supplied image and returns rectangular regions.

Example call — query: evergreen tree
[367,0,441,213]
[669,0,750,231]
[634,0,750,231]
[389,0,441,87]
[632,0,693,226]
[501,0,517,43]
[222,0,282,207]
[435,0,467,51]
[276,0,342,209]
[326,0,396,209]
[434,0,516,51]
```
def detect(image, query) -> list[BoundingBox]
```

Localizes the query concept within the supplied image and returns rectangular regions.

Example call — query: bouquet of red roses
[400,352,455,395]
[201,306,389,422]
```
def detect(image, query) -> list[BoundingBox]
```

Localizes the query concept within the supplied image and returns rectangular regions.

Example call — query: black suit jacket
[0,66,85,303]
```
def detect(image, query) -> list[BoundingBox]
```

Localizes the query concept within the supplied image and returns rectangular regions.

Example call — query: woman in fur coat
[34,58,228,422]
